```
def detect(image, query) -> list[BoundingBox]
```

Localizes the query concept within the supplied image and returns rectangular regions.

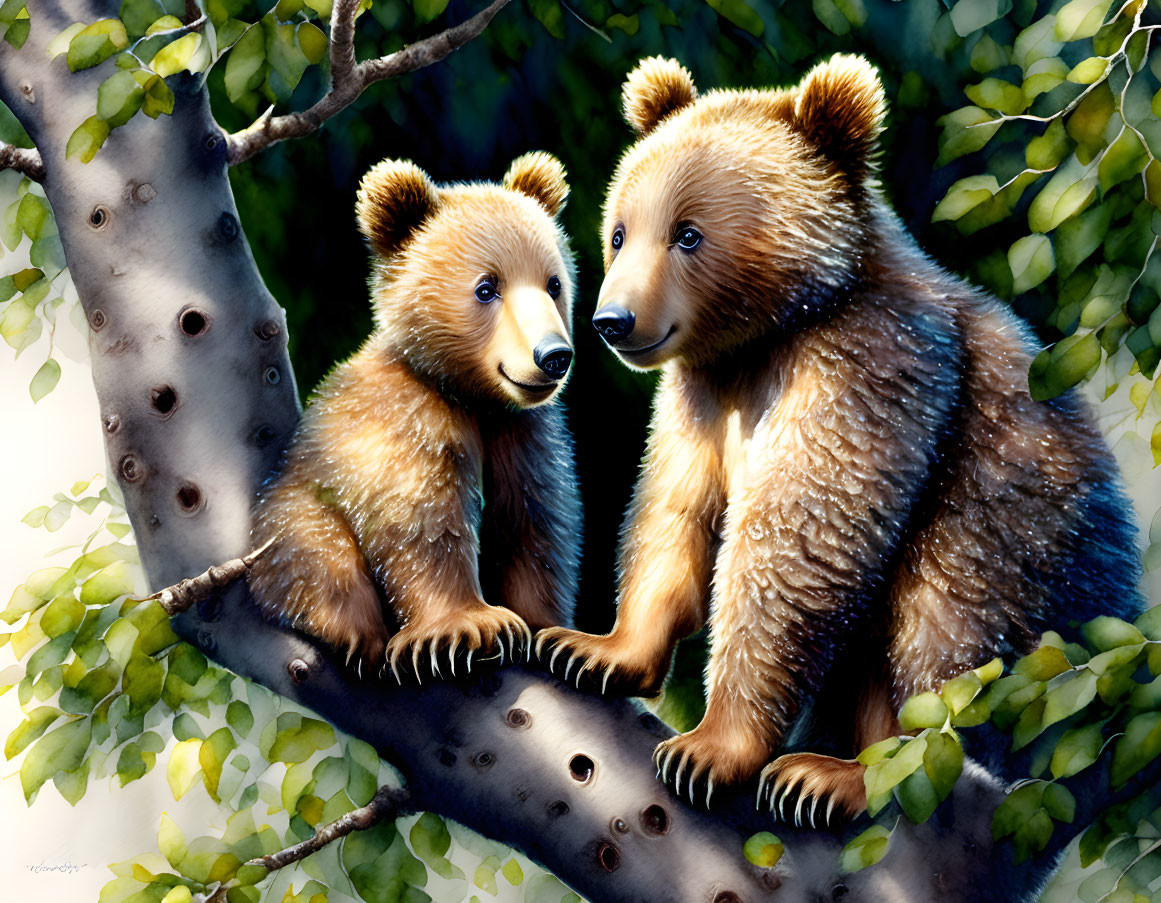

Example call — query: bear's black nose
[592,305,635,341]
[533,336,573,379]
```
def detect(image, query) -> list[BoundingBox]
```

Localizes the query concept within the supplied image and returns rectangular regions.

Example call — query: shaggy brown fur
[251,154,581,680]
[536,55,1140,824]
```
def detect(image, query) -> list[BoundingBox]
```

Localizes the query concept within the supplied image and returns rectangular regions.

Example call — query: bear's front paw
[757,753,867,830]
[533,628,664,696]
[653,724,768,809]
[385,604,532,684]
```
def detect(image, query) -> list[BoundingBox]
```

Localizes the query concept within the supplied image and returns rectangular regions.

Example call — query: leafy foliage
[929,0,1161,463]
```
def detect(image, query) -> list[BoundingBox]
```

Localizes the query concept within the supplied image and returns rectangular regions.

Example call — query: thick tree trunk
[0,3,1135,901]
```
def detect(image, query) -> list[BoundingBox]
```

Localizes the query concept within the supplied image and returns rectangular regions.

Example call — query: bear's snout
[592,304,635,342]
[533,335,573,379]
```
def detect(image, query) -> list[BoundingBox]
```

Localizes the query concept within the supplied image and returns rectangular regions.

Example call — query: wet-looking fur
[536,55,1141,824]
[250,153,581,679]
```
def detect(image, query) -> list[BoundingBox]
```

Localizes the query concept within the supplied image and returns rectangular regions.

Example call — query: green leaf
[965,78,1026,115]
[47,22,85,59]
[1029,333,1101,400]
[199,726,236,801]
[268,713,335,763]
[1111,711,1161,788]
[146,14,183,34]
[933,175,999,222]
[923,729,964,800]
[1051,722,1103,778]
[1042,668,1098,727]
[158,813,188,868]
[864,733,928,815]
[839,823,892,872]
[1137,605,1161,641]
[97,70,145,128]
[67,18,129,71]
[857,736,902,766]
[1042,783,1075,823]
[5,706,59,759]
[1067,57,1109,84]
[974,658,1004,685]
[1055,0,1115,42]
[936,106,1002,167]
[743,831,784,867]
[899,692,948,730]
[1013,16,1063,71]
[709,0,764,35]
[66,116,111,164]
[526,0,563,38]
[992,781,1053,862]
[1055,202,1113,278]
[1098,129,1148,194]
[948,0,1012,37]
[1008,233,1056,294]
[941,671,983,715]
[606,13,638,34]
[411,0,449,24]
[20,717,90,802]
[1023,57,1070,102]
[29,359,61,402]
[224,25,265,103]
[41,595,84,637]
[151,33,207,77]
[296,21,326,63]
[896,767,940,822]
[226,700,253,737]
[123,652,164,715]
[410,812,462,879]
[167,738,202,799]
[1084,616,1146,651]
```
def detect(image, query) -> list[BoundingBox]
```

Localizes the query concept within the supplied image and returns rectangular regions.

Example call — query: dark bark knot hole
[196,628,216,653]
[505,708,530,729]
[255,319,280,341]
[89,309,107,331]
[438,747,457,767]
[180,309,209,336]
[596,842,620,873]
[120,455,142,483]
[546,800,569,818]
[288,659,309,684]
[89,206,111,230]
[264,367,281,386]
[713,894,742,903]
[472,751,495,769]
[152,386,177,416]
[103,414,120,434]
[204,133,222,151]
[832,886,849,900]
[610,817,628,834]
[254,425,276,447]
[217,212,239,242]
[568,754,594,784]
[640,804,668,836]
[176,483,202,513]
[20,81,33,102]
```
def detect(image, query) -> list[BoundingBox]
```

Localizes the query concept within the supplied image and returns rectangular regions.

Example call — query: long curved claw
[672,750,691,799]
[521,623,533,659]
[825,793,839,828]
[548,643,566,675]
[412,645,423,686]
[794,790,809,828]
[706,777,716,809]
[534,633,549,659]
[574,659,594,689]
[448,635,461,678]
[809,794,823,830]
[503,624,514,662]
[388,652,402,685]
[563,653,578,683]
[600,668,612,696]
[466,648,475,674]
[429,637,441,679]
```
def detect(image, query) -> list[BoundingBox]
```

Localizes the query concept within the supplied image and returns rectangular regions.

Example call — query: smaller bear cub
[249,154,581,680]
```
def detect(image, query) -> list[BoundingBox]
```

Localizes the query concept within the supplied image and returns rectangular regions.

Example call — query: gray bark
[0,3,1136,901]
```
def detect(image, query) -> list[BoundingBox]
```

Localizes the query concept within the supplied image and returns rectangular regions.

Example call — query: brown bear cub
[536,56,1141,826]
[251,153,581,682]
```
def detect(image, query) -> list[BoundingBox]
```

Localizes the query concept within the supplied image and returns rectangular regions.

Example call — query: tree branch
[151,538,275,614]
[247,786,412,872]
[225,0,512,165]
[0,140,45,181]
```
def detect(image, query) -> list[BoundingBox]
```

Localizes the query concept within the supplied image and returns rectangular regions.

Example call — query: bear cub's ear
[503,152,569,217]
[622,57,697,135]
[356,159,439,257]
[791,54,886,177]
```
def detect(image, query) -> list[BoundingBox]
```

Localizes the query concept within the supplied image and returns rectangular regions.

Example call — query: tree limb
[225,0,512,166]
[151,538,276,615]
[247,786,412,872]
[0,140,45,181]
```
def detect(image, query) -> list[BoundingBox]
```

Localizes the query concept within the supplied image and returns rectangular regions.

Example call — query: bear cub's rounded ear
[356,159,439,257]
[503,152,569,217]
[622,57,697,136]
[792,54,886,177]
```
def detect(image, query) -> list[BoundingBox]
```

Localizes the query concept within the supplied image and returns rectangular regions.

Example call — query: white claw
[563,654,577,682]
[497,641,506,667]
[448,636,460,677]
[688,772,697,805]
[706,778,715,809]
[673,753,689,796]
[658,750,671,783]
[755,785,765,810]
[522,623,533,655]
[601,669,612,696]
[548,645,566,673]
[809,795,822,829]
[574,660,593,689]
[534,634,546,658]
[504,624,514,659]
[356,659,363,680]
[825,794,839,827]
[389,655,402,685]
[466,648,475,673]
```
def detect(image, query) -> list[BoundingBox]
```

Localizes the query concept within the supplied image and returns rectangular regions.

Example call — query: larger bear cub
[251,154,580,680]
[536,56,1141,824]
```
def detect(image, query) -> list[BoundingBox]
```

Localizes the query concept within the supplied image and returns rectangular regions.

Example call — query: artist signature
[26,859,86,875]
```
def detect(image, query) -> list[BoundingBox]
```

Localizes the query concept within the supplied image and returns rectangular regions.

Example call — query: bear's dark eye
[611,228,624,251]
[547,275,562,298]
[675,225,702,252]
[475,277,497,304]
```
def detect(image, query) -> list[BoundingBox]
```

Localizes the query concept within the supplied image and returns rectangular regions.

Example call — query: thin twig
[0,141,45,182]
[151,536,276,614]
[247,786,411,871]
[224,0,511,165]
